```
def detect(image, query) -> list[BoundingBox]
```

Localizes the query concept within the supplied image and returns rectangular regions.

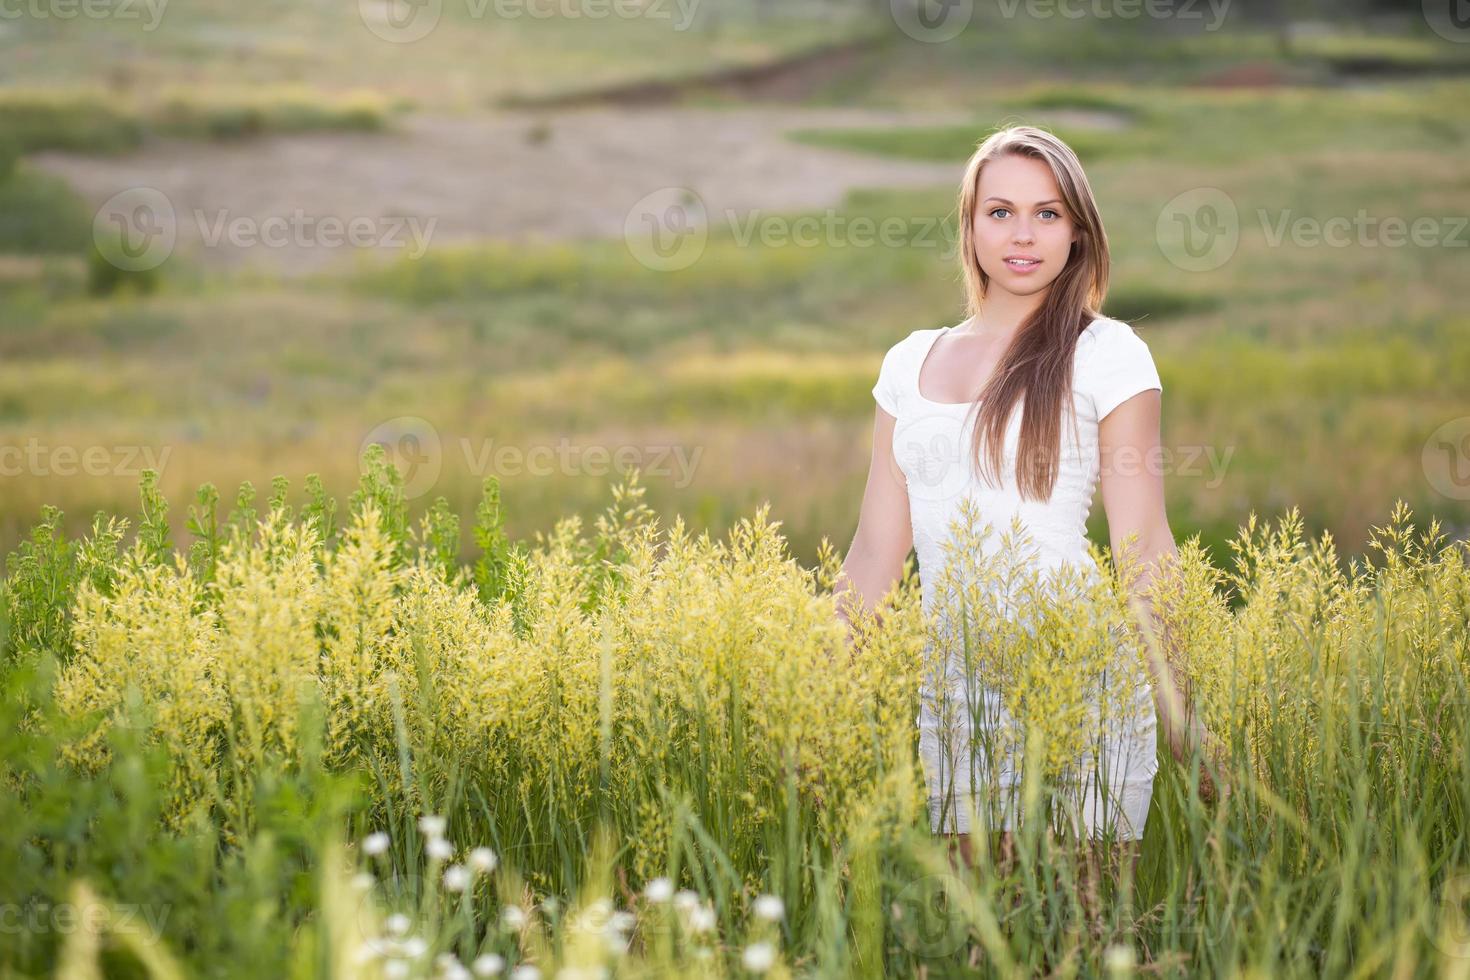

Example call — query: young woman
[834,125,1225,871]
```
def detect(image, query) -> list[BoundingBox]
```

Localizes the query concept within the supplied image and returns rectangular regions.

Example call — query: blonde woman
[834,126,1225,872]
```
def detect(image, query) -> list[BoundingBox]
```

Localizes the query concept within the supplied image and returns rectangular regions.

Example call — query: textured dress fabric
[871,316,1164,839]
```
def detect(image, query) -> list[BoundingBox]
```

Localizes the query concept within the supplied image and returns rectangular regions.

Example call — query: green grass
[0,87,392,155]
[1,462,1467,977]
[792,11,1470,110]
[788,120,1140,162]
[788,77,1470,166]
[0,17,1467,974]
[1291,29,1470,72]
[0,165,93,253]
[1009,85,1147,117]
[0,0,880,114]
[1104,284,1222,326]
[0,90,143,154]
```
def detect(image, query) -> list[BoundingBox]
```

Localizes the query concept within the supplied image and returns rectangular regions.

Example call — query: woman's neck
[956,289,1045,342]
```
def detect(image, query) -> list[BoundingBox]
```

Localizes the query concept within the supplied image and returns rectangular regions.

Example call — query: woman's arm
[1098,389,1229,801]
[833,404,914,643]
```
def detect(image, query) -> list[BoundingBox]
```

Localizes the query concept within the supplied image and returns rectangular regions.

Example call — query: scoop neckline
[913,317,1108,408]
[913,325,977,408]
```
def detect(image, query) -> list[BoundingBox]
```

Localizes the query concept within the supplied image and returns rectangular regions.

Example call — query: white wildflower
[437,952,471,980]
[469,847,498,874]
[686,904,716,933]
[742,941,776,973]
[472,953,506,977]
[1104,942,1136,973]
[752,894,784,922]
[443,864,471,893]
[643,878,673,903]
[419,814,447,838]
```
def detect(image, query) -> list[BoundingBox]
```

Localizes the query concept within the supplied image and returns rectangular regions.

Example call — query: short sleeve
[1084,320,1162,421]
[871,339,904,417]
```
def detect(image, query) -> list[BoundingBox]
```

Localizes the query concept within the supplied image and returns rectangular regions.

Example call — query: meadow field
[5,71,1470,564]
[3,2,1470,976]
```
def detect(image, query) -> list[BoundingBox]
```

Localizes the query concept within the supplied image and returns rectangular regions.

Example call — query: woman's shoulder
[873,327,945,416]
[1075,315,1156,372]
[1077,315,1145,350]
[876,326,942,377]
[882,326,942,356]
[1074,315,1163,417]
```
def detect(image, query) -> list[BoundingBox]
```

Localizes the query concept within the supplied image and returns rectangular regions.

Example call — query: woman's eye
[989,208,1010,219]
[1039,209,1060,220]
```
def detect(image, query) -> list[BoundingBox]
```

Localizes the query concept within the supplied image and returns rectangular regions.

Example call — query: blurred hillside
[1,0,1467,566]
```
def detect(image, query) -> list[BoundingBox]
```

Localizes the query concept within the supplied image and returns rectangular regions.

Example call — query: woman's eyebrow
[983,197,1063,207]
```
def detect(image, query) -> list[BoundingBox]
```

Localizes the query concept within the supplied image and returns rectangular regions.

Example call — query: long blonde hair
[956,125,1111,502]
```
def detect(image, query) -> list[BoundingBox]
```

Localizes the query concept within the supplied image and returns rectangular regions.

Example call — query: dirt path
[29,106,974,276]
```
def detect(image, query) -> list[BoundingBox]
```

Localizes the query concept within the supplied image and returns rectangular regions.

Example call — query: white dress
[872,315,1163,840]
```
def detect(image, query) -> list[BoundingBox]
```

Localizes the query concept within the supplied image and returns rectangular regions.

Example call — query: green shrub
[0,90,144,155]
[0,130,16,184]
[86,229,165,297]
[0,165,93,255]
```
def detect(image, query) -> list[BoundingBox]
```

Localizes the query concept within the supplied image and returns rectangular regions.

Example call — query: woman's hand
[1187,715,1231,806]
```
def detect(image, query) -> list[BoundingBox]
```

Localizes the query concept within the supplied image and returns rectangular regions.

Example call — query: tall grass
[2,449,1468,976]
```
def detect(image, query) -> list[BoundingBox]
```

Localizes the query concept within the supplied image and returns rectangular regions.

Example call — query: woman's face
[971,153,1080,298]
